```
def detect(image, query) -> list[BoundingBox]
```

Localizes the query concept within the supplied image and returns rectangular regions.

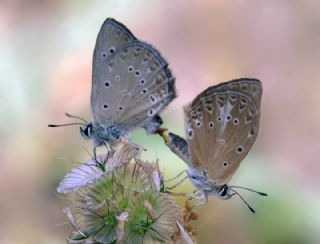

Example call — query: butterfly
[160,78,266,212]
[49,18,176,157]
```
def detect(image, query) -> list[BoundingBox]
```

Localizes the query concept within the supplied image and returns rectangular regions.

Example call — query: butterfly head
[80,123,93,140]
[187,167,232,200]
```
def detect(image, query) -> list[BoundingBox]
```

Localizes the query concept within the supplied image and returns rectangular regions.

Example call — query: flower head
[65,161,182,243]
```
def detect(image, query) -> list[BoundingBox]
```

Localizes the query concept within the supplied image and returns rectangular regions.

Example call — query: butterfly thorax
[187,167,231,200]
[81,122,124,146]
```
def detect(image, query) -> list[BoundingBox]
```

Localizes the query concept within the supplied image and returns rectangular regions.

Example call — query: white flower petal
[57,141,144,193]
[176,221,194,244]
[57,159,103,193]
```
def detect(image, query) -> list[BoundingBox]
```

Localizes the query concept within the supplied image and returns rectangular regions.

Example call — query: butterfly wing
[91,18,136,120]
[191,78,262,109]
[91,40,176,134]
[184,78,262,185]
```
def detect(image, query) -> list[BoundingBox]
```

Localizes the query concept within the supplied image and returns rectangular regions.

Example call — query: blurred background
[1,0,320,243]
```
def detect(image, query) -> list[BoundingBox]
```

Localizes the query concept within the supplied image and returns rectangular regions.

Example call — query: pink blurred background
[1,0,319,243]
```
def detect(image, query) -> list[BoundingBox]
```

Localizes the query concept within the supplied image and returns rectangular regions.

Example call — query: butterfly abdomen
[166,132,192,166]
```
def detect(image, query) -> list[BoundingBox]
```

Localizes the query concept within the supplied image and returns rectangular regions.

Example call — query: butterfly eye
[217,116,222,123]
[115,75,121,81]
[223,161,229,167]
[208,122,214,128]
[226,115,231,121]
[219,186,228,197]
[118,106,123,111]
[104,81,111,87]
[141,88,148,94]
[127,66,134,72]
[103,104,108,109]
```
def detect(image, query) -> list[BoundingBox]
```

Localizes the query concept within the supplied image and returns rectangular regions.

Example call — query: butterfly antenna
[48,122,87,127]
[229,188,256,213]
[229,186,268,196]
[83,147,94,160]
[57,156,82,166]
[65,113,88,123]
[48,113,89,127]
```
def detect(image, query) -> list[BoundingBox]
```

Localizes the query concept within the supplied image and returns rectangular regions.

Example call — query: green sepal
[71,231,90,240]
[98,162,106,172]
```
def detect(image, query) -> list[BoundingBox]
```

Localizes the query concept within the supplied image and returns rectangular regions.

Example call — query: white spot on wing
[139,79,146,85]
[187,129,194,139]
[135,70,141,76]
[148,109,154,116]
[108,47,116,54]
[101,52,107,59]
[195,120,202,128]
[236,145,244,154]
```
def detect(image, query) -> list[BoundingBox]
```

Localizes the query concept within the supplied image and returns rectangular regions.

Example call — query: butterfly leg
[166,175,189,190]
[93,143,103,166]
[166,189,206,208]
[164,170,187,183]
[167,192,189,196]
[191,192,208,208]
[166,191,200,200]
[103,141,113,152]
[170,190,207,207]
[186,189,205,201]
[93,145,97,162]
[164,170,188,190]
